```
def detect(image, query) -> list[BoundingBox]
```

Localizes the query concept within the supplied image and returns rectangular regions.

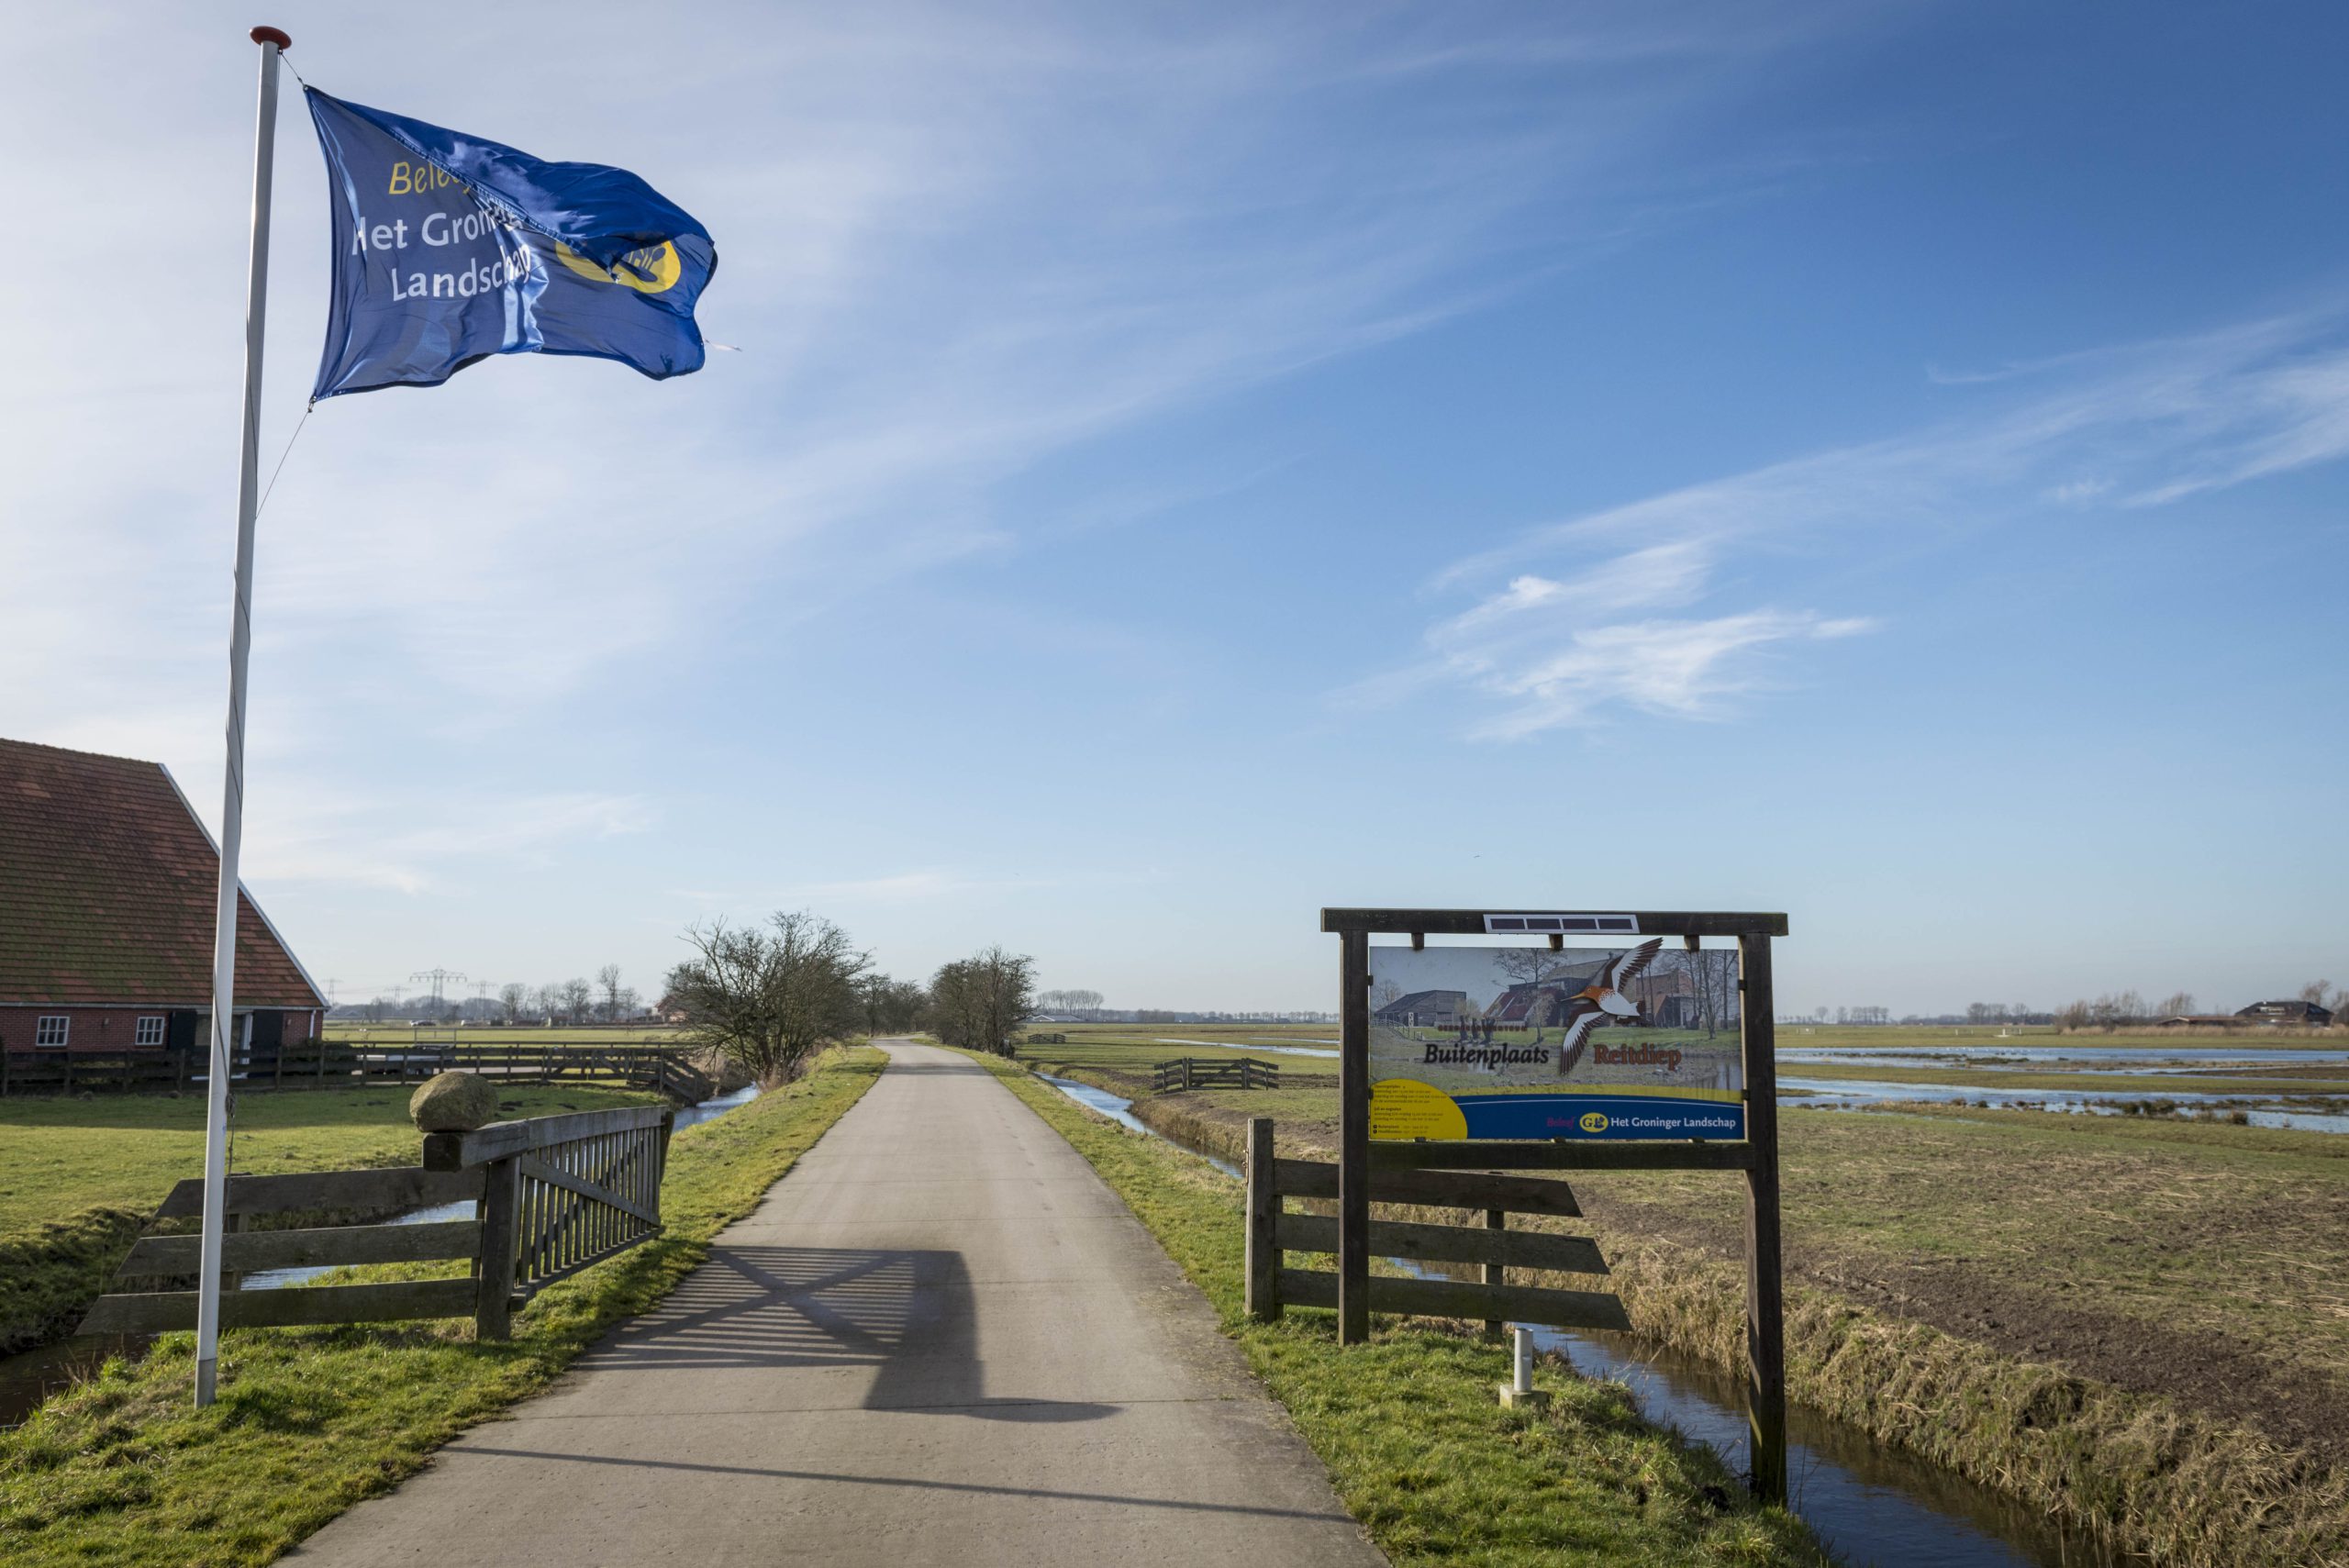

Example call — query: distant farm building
[2235,999,2335,1028]
[0,738,326,1058]
[1483,961,1704,1030]
[1374,989,1470,1028]
[2154,1014,2244,1029]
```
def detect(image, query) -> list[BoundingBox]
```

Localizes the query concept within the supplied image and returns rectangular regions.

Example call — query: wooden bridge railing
[76,1104,674,1342]
[1152,1057,1279,1094]
[4,1040,717,1101]
[1242,1118,1628,1335]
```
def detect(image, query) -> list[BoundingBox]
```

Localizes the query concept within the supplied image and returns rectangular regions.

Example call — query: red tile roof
[0,738,324,1009]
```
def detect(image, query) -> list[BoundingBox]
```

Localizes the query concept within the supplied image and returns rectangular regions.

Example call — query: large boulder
[409,1072,501,1132]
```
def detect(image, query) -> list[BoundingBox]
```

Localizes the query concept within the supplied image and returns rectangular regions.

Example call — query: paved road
[287,1040,1385,1566]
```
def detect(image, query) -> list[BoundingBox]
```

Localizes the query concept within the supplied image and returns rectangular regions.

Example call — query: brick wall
[0,1005,319,1053]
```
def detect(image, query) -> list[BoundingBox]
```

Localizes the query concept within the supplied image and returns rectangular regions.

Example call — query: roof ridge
[0,735,169,770]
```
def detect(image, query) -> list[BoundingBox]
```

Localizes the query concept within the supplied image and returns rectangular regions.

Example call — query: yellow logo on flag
[552,239,683,295]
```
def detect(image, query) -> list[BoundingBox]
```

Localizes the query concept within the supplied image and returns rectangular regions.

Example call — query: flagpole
[195,22,291,1410]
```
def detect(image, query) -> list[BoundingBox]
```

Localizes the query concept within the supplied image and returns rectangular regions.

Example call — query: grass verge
[956,1047,1829,1567]
[0,1046,885,1567]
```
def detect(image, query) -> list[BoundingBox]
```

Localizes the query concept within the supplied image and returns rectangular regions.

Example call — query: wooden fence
[4,1040,716,1102]
[76,1104,674,1341]
[1152,1057,1280,1094]
[1242,1118,1629,1335]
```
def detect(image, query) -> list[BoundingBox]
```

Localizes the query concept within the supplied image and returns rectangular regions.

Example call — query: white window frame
[135,1015,166,1048]
[34,1015,70,1048]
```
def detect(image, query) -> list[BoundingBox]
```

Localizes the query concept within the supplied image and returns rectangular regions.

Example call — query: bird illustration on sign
[1555,938,1662,1071]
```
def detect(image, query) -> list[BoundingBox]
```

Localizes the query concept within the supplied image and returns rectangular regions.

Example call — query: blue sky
[5,3,2343,1015]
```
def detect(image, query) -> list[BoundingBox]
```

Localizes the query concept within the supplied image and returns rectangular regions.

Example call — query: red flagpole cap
[250,26,292,50]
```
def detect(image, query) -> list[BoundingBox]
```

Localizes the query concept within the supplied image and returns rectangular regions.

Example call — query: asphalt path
[285,1038,1385,1566]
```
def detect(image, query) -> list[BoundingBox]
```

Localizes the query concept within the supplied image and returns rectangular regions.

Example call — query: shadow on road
[576,1243,1111,1421]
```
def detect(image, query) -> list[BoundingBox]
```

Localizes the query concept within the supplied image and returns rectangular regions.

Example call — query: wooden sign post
[1315,906,1788,1502]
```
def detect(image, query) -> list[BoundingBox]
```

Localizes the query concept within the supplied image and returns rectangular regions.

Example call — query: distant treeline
[1030,1008,1339,1025]
[1791,983,2343,1029]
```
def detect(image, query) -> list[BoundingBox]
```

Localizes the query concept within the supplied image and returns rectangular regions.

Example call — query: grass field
[1778,1022,2342,1051]
[949,1046,1831,1567]
[0,1084,661,1235]
[1776,1062,2349,1095]
[1020,1025,1337,1099]
[0,1084,662,1357]
[323,1024,693,1046]
[0,1048,885,1567]
[1160,1077,2349,1443]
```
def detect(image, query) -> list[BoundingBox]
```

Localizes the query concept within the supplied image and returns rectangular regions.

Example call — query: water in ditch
[0,1081,765,1427]
[1783,1074,2349,1134]
[1040,1074,2121,1568]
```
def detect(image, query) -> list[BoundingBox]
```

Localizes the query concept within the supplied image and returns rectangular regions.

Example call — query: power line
[408,968,470,1009]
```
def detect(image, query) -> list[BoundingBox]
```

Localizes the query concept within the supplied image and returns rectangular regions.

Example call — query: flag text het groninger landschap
[305,89,717,398]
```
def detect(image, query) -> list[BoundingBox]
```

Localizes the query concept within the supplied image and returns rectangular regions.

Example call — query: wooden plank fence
[76,1104,674,1341]
[1241,1118,1630,1336]
[5,1040,717,1101]
[1152,1056,1279,1093]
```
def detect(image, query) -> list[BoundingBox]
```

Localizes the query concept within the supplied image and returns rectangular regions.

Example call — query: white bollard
[1497,1323,1551,1409]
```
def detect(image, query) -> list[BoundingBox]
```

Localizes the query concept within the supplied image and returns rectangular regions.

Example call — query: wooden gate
[1152,1057,1280,1093]
[76,1104,674,1342]
[423,1104,674,1337]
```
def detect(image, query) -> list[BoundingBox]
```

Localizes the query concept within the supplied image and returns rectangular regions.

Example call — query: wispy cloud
[1465,611,1874,740]
[0,2,1853,865]
[1376,303,2349,738]
[246,791,651,895]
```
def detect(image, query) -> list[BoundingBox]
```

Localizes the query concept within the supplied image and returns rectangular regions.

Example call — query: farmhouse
[2235,998,2335,1028]
[1374,988,1470,1028]
[0,738,325,1058]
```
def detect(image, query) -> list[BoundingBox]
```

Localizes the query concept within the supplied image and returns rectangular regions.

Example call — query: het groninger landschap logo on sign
[1366,938,1746,1141]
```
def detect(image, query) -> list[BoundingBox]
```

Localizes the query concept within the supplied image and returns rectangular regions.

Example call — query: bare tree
[858,973,929,1037]
[559,977,593,1024]
[2155,992,2198,1019]
[669,911,872,1082]
[2300,980,2334,1006]
[1494,949,1574,989]
[927,948,1036,1056]
[497,983,528,1025]
[596,963,625,1022]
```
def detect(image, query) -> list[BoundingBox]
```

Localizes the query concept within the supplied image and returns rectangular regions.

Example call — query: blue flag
[305,89,716,398]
